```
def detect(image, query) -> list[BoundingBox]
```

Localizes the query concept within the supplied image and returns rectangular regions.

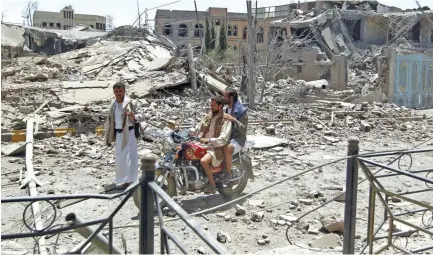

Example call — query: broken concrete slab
[199,73,228,93]
[62,81,112,89]
[322,27,335,51]
[352,89,387,104]
[58,87,113,105]
[311,233,340,249]
[247,135,289,149]
[148,57,174,71]
[304,79,329,90]
[1,240,28,255]
[56,105,86,112]
[1,142,26,156]
[129,71,189,97]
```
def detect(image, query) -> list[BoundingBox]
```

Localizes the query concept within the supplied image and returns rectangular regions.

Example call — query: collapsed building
[265,6,433,108]
[1,22,108,59]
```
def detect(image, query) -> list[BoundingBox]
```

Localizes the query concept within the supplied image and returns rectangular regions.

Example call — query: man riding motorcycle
[191,96,232,194]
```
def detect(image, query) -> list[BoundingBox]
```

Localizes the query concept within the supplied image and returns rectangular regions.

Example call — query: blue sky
[1,0,432,27]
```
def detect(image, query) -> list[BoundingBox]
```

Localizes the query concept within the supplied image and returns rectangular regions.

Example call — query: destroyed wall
[23,28,107,55]
[273,50,330,82]
[330,55,348,90]
[420,15,433,47]
[360,16,388,45]
[1,24,28,63]
[154,15,204,49]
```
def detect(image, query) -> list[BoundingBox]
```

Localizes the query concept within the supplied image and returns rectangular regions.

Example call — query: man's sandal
[204,185,217,194]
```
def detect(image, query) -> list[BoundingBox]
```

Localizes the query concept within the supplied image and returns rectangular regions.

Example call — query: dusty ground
[2,111,432,254]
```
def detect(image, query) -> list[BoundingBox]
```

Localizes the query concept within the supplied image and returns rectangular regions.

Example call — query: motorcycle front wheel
[133,168,177,209]
[154,168,177,198]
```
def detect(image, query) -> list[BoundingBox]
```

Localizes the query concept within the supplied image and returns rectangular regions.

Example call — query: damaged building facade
[154,1,433,108]
[33,5,107,30]
[266,3,433,108]
[154,7,274,54]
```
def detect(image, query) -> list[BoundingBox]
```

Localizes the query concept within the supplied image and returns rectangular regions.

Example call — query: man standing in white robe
[105,82,144,189]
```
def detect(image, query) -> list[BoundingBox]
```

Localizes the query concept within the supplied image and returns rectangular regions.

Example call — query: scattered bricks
[1,90,7,100]
[361,102,369,111]
[235,204,246,216]
[2,118,11,126]
[251,211,264,222]
[360,122,371,132]
[265,125,276,135]
[299,199,313,205]
[5,96,21,102]
[19,106,33,114]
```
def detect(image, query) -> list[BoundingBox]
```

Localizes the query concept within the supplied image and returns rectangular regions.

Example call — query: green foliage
[210,21,216,50]
[218,22,227,52]
[205,18,211,53]
[204,47,237,64]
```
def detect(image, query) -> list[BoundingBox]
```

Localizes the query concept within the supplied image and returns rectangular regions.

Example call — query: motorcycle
[151,125,254,198]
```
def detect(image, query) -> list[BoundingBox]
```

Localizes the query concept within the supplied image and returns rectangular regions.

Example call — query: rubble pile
[105,25,175,49]
[1,57,66,83]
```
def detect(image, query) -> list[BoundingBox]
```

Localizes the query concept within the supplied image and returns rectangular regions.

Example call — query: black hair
[113,81,126,90]
[211,96,225,106]
[225,87,238,103]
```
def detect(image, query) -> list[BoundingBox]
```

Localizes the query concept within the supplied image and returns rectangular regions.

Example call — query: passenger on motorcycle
[222,88,248,183]
[191,96,232,194]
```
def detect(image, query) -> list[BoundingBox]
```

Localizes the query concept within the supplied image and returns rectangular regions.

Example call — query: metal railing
[343,138,433,254]
[1,150,227,254]
[133,151,227,254]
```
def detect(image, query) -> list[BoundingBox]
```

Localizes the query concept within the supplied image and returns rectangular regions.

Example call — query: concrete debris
[1,142,26,156]
[248,200,265,207]
[360,121,371,132]
[320,216,345,233]
[247,136,288,149]
[1,241,28,255]
[235,204,246,216]
[311,233,341,249]
[257,234,271,245]
[217,231,231,243]
[251,212,265,222]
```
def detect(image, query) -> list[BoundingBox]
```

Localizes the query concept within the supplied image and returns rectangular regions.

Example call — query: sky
[1,0,432,27]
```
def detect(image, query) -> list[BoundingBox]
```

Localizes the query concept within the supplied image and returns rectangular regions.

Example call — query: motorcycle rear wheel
[217,169,248,198]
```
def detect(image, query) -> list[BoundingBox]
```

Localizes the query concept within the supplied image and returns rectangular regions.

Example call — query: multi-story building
[155,7,279,55]
[33,5,106,30]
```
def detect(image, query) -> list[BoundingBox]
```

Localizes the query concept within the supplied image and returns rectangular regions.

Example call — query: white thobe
[114,101,138,185]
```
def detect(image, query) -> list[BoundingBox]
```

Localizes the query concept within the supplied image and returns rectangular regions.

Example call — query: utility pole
[247,0,255,109]
[194,0,203,49]
[137,0,141,28]
[145,8,148,27]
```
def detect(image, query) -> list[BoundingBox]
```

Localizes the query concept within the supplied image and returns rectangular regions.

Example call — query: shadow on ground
[179,193,247,214]
[130,192,248,220]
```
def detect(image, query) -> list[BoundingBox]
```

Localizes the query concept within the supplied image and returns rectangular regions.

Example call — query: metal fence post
[343,137,359,255]
[139,151,157,254]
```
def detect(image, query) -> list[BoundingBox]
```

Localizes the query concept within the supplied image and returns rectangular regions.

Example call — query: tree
[205,18,211,52]
[210,21,216,50]
[106,15,115,30]
[255,28,314,103]
[2,10,7,22]
[21,0,38,26]
[219,22,227,52]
